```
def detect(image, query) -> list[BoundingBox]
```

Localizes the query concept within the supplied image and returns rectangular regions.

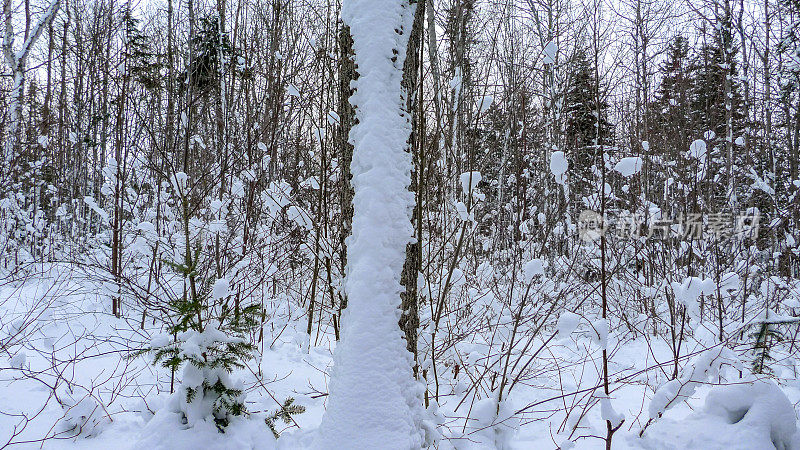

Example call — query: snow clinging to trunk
[314,0,423,448]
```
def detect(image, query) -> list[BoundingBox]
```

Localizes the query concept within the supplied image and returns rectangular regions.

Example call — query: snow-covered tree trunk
[315,0,423,448]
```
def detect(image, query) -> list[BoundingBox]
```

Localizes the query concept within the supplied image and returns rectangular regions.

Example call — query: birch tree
[2,0,60,158]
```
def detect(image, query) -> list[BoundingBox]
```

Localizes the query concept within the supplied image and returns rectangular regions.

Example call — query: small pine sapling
[264,397,306,438]
[133,173,263,431]
[750,319,783,375]
[136,265,261,430]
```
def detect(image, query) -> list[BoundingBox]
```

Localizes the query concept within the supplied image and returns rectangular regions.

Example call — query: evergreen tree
[186,14,234,96]
[124,12,163,92]
[563,49,613,209]
[750,315,784,375]
[648,36,695,218]
[133,179,262,431]
[690,23,746,210]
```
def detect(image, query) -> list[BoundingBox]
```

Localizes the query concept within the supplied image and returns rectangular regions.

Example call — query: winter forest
[1,0,800,447]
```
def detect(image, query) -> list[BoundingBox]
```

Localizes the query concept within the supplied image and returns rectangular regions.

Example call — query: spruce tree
[133,177,261,431]
[124,12,163,92]
[563,49,613,211]
[647,36,695,218]
[690,25,746,211]
[186,14,233,97]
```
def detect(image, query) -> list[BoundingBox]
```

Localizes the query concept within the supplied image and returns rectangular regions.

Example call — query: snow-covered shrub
[644,346,737,432]
[145,325,254,429]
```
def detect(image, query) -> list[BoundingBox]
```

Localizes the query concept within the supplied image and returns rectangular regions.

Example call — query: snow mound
[642,381,800,450]
[704,381,797,450]
[133,398,277,450]
[523,258,544,283]
[58,389,109,438]
[455,397,518,449]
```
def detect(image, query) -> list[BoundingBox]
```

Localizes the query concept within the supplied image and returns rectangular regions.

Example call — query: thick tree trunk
[317,1,422,446]
[399,0,425,375]
[337,22,355,318]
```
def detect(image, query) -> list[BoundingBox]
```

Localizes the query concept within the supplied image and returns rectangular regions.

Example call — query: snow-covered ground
[2,264,798,449]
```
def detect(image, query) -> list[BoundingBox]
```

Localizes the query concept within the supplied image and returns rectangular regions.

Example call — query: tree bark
[336,21,355,323]
[399,0,425,374]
